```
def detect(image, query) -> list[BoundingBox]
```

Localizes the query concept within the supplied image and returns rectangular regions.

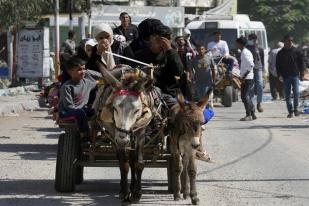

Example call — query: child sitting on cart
[58,56,102,139]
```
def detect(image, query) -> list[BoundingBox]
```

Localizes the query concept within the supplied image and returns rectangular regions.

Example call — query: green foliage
[59,0,89,13]
[238,0,309,45]
[0,0,89,29]
[0,0,52,29]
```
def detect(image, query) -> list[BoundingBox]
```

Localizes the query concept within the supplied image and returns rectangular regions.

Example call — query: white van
[186,14,269,71]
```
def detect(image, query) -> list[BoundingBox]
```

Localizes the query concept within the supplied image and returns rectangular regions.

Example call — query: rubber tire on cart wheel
[232,87,239,102]
[75,140,84,185]
[55,131,80,192]
[75,166,84,185]
[222,86,233,107]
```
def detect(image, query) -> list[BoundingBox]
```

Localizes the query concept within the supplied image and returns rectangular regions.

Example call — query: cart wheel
[75,166,84,185]
[222,86,233,107]
[75,141,84,185]
[55,131,80,192]
[232,87,239,102]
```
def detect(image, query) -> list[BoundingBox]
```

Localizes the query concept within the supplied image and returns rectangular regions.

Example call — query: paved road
[0,98,309,206]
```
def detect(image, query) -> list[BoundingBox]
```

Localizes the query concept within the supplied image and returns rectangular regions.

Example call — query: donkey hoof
[174,194,181,201]
[130,193,142,203]
[121,200,131,206]
[191,197,200,205]
[119,192,125,200]
[183,193,190,200]
[119,192,130,201]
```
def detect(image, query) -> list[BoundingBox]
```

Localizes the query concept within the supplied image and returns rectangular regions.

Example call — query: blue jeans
[196,85,210,101]
[241,79,255,115]
[283,76,300,113]
[253,69,264,104]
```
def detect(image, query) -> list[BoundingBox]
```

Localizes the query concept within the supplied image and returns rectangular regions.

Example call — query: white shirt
[240,48,254,80]
[268,48,282,77]
[207,40,229,57]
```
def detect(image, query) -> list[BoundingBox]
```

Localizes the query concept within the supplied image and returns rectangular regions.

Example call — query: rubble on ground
[0,85,38,96]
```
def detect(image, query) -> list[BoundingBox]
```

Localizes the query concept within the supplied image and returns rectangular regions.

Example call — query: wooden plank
[76,159,168,168]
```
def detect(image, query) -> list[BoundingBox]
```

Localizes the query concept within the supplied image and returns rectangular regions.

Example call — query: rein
[112,89,141,138]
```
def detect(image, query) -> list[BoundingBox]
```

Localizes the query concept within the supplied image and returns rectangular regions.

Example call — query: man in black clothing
[175,36,195,69]
[135,24,212,161]
[122,18,163,66]
[276,35,305,118]
[134,25,184,99]
[113,12,139,43]
[175,36,195,100]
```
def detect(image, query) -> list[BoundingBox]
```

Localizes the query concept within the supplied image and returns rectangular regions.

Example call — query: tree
[60,0,88,14]
[238,0,309,45]
[0,0,53,29]
[0,0,90,29]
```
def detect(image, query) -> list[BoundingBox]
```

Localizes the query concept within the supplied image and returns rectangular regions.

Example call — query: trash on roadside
[300,80,309,100]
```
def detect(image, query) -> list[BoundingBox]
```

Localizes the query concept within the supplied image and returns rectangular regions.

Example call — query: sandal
[196,150,214,163]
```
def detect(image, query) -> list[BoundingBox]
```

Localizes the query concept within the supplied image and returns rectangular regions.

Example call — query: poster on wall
[17,28,50,78]
[179,0,213,7]
[91,5,184,28]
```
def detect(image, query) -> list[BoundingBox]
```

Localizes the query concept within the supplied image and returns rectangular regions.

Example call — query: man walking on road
[276,35,305,118]
[246,33,265,113]
[269,42,285,100]
[61,30,76,55]
[189,45,216,101]
[236,37,256,121]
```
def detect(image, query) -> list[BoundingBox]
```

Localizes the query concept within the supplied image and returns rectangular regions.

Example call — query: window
[190,28,238,50]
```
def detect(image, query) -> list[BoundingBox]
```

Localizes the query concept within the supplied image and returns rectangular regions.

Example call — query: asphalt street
[0,96,309,206]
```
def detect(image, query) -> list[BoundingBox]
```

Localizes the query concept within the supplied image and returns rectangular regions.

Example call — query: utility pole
[69,0,74,30]
[87,0,92,37]
[54,0,60,78]
[7,27,13,81]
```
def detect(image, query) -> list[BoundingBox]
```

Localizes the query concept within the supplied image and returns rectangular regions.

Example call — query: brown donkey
[169,89,211,205]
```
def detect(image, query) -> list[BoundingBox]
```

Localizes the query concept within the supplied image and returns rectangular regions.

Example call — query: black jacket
[246,45,264,70]
[86,41,121,72]
[276,46,304,78]
[122,39,150,66]
[86,46,103,73]
[113,24,139,42]
[135,48,184,97]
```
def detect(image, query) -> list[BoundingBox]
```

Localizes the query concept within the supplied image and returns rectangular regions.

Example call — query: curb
[0,95,40,117]
[0,85,38,97]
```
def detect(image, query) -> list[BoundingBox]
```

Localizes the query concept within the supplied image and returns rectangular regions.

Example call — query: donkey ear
[197,88,212,109]
[177,92,186,109]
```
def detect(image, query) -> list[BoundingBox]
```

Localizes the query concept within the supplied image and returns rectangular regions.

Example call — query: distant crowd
[57,11,305,122]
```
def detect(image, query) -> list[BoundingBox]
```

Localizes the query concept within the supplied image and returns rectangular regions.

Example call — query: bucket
[203,107,214,124]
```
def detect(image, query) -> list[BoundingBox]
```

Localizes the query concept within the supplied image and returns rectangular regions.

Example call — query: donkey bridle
[113,88,141,138]
[115,126,133,136]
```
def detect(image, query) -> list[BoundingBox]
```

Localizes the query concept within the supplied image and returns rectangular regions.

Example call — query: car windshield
[190,28,238,52]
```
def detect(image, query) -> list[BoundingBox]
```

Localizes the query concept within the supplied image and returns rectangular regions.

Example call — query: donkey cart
[213,57,241,107]
[54,116,175,193]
